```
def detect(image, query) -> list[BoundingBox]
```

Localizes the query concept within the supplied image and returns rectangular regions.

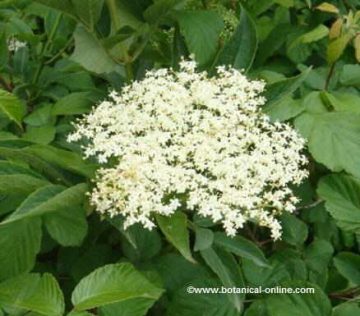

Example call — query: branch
[296,199,323,212]
[0,76,12,92]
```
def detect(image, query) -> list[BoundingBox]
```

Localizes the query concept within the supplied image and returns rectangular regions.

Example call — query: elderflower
[7,38,26,52]
[68,60,308,240]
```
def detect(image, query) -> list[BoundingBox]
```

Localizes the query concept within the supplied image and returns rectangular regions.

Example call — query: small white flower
[68,61,308,240]
[7,38,26,52]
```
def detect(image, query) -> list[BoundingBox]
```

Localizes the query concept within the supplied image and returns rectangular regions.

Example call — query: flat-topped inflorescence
[68,60,308,240]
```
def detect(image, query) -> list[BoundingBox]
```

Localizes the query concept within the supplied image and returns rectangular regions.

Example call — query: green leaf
[264,68,311,106]
[242,256,290,288]
[177,10,224,65]
[23,125,56,144]
[305,239,333,272]
[66,244,115,282]
[255,23,290,65]
[156,212,195,263]
[273,249,308,281]
[323,92,360,114]
[340,64,360,87]
[333,252,360,285]
[213,232,269,267]
[217,5,257,71]
[0,146,70,185]
[274,0,294,7]
[110,217,162,261]
[24,144,97,178]
[316,2,339,13]
[0,174,48,195]
[327,34,351,64]
[0,161,44,179]
[167,278,238,316]
[247,0,275,16]
[297,25,329,44]
[3,183,87,224]
[71,263,164,311]
[28,110,52,128]
[249,281,332,316]
[286,26,328,63]
[104,0,143,34]
[143,0,185,25]
[99,298,155,316]
[286,31,312,63]
[295,112,360,178]
[71,0,104,30]
[244,299,268,316]
[280,213,308,246]
[333,303,360,316]
[317,174,360,233]
[0,273,64,316]
[68,312,95,316]
[0,89,26,128]
[0,218,42,280]
[264,96,305,122]
[304,239,333,287]
[44,206,88,246]
[151,253,210,293]
[193,213,215,228]
[0,169,48,215]
[119,223,162,261]
[354,34,360,62]
[200,247,244,312]
[71,25,124,75]
[194,227,213,251]
[33,0,75,16]
[52,92,102,116]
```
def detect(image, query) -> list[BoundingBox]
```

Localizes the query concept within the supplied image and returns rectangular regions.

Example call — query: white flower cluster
[7,38,26,52]
[68,61,308,240]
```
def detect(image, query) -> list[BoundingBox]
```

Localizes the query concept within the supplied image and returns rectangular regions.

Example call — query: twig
[329,286,360,300]
[45,37,74,65]
[324,62,335,90]
[125,62,133,82]
[258,239,273,246]
[295,199,323,212]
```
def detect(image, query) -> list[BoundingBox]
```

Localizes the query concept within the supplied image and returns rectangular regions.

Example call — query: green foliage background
[0,0,360,315]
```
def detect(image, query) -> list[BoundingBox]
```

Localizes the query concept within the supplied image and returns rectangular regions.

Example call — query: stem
[329,286,360,300]
[32,13,62,85]
[324,62,336,91]
[258,239,273,246]
[187,219,196,231]
[106,0,121,33]
[125,63,133,82]
[45,37,74,65]
[295,199,323,212]
[44,13,62,53]
[209,46,223,75]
